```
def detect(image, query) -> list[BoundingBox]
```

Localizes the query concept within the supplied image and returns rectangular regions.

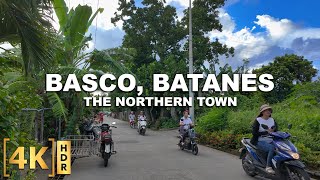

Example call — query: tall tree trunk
[144,107,152,122]
[160,107,165,118]
[149,106,155,122]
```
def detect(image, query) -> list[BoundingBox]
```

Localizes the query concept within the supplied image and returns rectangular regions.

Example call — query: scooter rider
[250,104,278,174]
[137,111,146,131]
[179,110,193,145]
[129,111,135,125]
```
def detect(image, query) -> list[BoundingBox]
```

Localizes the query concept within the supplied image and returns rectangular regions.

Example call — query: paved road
[65,117,260,180]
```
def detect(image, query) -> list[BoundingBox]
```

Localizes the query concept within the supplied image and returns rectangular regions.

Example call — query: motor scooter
[239,124,310,180]
[130,120,135,129]
[100,122,117,167]
[178,124,198,155]
[81,119,101,140]
[137,117,147,136]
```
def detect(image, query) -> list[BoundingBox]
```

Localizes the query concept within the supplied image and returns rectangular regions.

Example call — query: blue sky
[75,0,320,77]
[225,0,320,31]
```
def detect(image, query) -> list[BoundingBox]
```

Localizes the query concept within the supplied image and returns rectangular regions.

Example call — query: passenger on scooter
[137,111,146,131]
[129,111,135,125]
[179,110,193,145]
[250,104,278,174]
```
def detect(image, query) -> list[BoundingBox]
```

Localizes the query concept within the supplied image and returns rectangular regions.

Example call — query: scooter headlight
[288,151,300,159]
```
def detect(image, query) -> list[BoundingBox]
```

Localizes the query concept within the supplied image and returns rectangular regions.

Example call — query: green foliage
[0,0,54,76]
[196,81,320,168]
[158,117,178,129]
[196,107,228,133]
[181,0,234,73]
[48,92,68,121]
[253,54,318,103]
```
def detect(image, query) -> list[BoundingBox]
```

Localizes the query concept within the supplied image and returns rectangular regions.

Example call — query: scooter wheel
[192,145,198,155]
[103,153,109,167]
[242,154,256,177]
[104,157,108,167]
[179,142,184,150]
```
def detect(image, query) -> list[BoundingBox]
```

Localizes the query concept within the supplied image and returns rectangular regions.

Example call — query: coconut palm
[0,0,54,76]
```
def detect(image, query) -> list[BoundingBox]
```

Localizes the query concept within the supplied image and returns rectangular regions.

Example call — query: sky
[34,0,320,76]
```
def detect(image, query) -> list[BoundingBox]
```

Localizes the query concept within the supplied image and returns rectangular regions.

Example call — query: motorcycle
[129,120,135,129]
[137,117,147,135]
[100,122,117,167]
[239,124,310,180]
[178,124,198,155]
[81,119,101,140]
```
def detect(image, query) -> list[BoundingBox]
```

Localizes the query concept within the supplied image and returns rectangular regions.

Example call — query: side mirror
[288,124,292,129]
[112,122,116,125]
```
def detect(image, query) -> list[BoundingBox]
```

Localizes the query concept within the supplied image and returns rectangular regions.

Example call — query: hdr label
[3,138,71,177]
[57,141,71,174]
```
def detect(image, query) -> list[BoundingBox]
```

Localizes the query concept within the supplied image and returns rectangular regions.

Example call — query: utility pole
[188,0,195,124]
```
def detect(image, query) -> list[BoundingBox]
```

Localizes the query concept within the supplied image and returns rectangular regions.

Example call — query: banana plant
[52,0,104,66]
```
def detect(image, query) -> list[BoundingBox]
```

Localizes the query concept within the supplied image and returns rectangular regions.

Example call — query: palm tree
[0,0,53,76]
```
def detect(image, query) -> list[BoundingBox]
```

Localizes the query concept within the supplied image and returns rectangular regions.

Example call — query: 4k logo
[3,138,71,177]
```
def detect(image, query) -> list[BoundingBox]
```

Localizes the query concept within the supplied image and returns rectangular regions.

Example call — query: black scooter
[81,119,101,140]
[178,124,198,155]
[100,122,117,167]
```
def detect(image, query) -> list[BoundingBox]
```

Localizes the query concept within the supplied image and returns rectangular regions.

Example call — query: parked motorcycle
[81,119,101,140]
[239,124,310,180]
[137,117,147,135]
[178,124,198,155]
[100,122,117,167]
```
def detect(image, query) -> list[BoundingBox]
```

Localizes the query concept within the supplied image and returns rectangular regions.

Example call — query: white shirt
[180,117,192,129]
[138,115,146,121]
[257,117,275,143]
[129,114,135,121]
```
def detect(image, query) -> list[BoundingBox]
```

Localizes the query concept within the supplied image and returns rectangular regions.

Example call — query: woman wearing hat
[250,104,278,174]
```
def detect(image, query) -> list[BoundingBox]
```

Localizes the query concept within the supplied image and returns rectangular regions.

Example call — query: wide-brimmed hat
[260,104,272,113]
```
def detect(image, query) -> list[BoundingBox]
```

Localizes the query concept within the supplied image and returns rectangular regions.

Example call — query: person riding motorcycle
[181,109,192,120]
[250,104,278,174]
[129,111,135,125]
[137,111,147,131]
[179,110,194,145]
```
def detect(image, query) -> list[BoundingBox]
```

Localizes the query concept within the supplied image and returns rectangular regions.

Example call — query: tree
[181,0,234,74]
[253,54,318,103]
[0,0,54,76]
[111,0,235,122]
[112,0,185,67]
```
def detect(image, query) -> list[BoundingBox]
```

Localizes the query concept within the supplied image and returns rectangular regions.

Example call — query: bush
[197,131,252,150]
[158,117,178,129]
[295,143,320,169]
[196,107,229,134]
[227,110,257,134]
[196,81,320,168]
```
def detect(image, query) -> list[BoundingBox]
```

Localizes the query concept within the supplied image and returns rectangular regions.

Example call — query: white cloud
[210,9,268,60]
[208,9,320,71]
[165,0,191,8]
[254,15,295,41]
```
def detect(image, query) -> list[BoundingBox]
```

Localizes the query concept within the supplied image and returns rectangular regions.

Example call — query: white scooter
[137,117,147,136]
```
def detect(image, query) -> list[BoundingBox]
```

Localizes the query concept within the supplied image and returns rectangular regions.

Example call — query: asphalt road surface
[65,117,261,180]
